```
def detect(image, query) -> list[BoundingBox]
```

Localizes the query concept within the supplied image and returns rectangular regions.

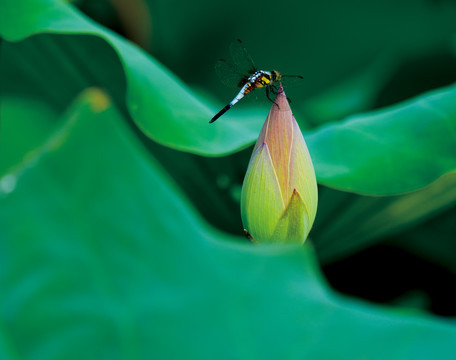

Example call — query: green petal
[241,143,284,243]
[288,117,318,225]
[272,189,311,244]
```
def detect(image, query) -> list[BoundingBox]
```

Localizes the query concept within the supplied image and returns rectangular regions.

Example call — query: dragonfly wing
[215,58,246,88]
[213,40,258,89]
[230,39,257,75]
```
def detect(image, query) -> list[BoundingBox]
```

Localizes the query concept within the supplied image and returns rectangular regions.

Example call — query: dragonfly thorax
[249,70,281,89]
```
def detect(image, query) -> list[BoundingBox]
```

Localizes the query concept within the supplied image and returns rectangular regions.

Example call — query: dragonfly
[209,39,303,123]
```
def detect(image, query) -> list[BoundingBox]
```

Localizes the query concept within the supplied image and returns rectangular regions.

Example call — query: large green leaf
[307,84,456,193]
[1,89,456,359]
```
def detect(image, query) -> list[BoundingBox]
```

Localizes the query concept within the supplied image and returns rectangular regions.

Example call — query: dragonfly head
[271,70,282,83]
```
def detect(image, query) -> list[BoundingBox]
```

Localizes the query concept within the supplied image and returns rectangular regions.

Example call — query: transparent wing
[215,58,246,88]
[213,40,258,88]
[230,39,257,75]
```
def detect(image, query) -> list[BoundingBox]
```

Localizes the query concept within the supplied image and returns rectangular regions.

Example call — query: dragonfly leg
[270,84,278,95]
[265,86,273,102]
[266,86,280,109]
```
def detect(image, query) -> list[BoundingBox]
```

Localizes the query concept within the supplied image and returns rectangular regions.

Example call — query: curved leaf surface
[0,0,263,156]
[0,89,455,359]
[307,85,456,194]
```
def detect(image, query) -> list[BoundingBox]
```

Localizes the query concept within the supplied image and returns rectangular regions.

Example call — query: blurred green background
[1,0,456,358]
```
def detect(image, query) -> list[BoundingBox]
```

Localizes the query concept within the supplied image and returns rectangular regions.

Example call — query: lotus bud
[241,86,318,244]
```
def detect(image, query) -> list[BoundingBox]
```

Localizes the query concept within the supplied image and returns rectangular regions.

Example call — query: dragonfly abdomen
[209,85,248,123]
[210,70,279,123]
[209,104,232,123]
[211,40,297,123]
[209,82,252,123]
[232,82,252,104]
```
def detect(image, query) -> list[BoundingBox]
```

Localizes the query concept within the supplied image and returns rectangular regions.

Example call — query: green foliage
[1,0,456,358]
[2,0,456,194]
[2,89,456,359]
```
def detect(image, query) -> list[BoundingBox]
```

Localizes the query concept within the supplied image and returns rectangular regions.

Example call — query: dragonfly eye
[272,71,282,82]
